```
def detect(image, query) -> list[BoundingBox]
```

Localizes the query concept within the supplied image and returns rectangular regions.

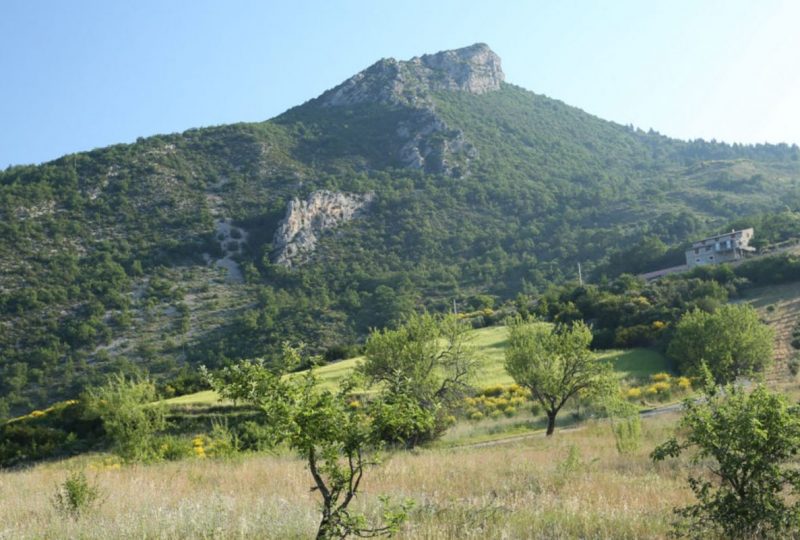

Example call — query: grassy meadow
[7,311,795,539]
[165,325,672,406]
[0,411,693,539]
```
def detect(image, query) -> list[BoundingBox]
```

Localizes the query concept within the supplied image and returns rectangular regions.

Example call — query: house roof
[689,228,754,249]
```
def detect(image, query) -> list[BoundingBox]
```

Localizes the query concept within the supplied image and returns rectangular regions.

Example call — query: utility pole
[453,298,458,316]
[578,262,583,286]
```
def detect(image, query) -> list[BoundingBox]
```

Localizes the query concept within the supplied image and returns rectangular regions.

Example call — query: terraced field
[742,281,800,382]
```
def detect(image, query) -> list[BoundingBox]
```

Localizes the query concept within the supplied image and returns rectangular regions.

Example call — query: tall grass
[0,412,691,539]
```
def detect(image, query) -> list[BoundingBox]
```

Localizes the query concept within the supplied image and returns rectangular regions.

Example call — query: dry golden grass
[0,412,693,539]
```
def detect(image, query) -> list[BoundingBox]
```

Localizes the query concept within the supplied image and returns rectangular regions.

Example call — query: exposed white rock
[396,112,477,175]
[321,43,504,108]
[272,190,374,267]
[414,43,504,94]
[318,44,493,177]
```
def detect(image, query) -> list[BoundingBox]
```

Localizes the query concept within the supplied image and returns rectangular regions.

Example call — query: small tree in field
[505,318,615,436]
[360,313,477,445]
[208,346,412,540]
[652,381,800,539]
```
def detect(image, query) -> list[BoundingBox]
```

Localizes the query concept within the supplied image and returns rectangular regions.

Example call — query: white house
[685,228,755,268]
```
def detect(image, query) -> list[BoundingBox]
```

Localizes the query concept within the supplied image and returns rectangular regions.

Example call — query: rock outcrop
[321,43,504,108]
[396,110,477,175]
[272,190,374,267]
[318,44,499,178]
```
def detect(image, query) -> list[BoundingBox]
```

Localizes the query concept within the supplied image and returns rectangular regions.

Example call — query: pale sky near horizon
[2,0,799,167]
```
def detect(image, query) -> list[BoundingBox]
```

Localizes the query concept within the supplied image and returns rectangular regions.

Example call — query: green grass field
[166,325,670,405]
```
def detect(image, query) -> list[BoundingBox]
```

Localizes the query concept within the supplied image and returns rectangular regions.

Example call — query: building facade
[685,228,755,268]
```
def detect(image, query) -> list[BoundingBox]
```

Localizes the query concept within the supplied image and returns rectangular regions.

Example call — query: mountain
[2,43,800,414]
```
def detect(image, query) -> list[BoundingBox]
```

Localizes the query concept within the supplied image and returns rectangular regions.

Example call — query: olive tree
[652,381,800,539]
[207,346,412,540]
[667,304,774,384]
[505,318,615,436]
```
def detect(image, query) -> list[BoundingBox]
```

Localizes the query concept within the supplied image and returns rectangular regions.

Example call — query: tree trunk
[545,410,557,436]
[316,514,332,540]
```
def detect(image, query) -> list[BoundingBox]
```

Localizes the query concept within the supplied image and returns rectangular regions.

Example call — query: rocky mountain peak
[415,43,504,94]
[321,43,504,107]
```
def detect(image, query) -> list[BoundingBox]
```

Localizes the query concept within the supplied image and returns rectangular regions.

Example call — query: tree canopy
[505,318,615,435]
[653,383,800,539]
[206,346,412,539]
[359,313,477,445]
[667,304,774,384]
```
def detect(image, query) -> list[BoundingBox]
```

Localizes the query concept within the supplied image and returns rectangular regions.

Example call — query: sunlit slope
[166,325,670,405]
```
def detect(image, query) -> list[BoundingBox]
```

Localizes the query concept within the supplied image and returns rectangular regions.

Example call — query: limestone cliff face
[321,43,504,107]
[272,190,374,267]
[317,44,501,177]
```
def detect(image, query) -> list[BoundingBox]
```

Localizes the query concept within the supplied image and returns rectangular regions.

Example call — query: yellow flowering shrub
[192,436,207,459]
[464,384,533,420]
[651,372,671,383]
[626,387,642,399]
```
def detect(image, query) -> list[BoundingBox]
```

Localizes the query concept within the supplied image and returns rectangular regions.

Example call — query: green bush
[611,415,642,454]
[52,470,103,520]
[83,375,167,462]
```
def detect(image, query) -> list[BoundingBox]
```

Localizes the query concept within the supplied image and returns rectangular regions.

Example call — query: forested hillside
[3,43,800,415]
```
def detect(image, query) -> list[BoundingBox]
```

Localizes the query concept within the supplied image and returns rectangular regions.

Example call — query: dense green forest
[3,45,800,415]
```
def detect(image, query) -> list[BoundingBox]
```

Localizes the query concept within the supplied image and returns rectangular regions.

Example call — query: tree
[359,313,477,445]
[83,374,166,462]
[505,318,615,436]
[652,382,800,539]
[207,346,412,540]
[667,304,774,384]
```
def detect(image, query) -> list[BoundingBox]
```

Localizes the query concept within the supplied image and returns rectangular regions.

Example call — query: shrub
[52,470,103,520]
[611,415,642,454]
[235,420,275,452]
[0,400,103,467]
[625,387,642,400]
[482,384,505,397]
[83,375,167,462]
[156,436,191,461]
[205,421,240,458]
[790,352,800,377]
[192,435,206,459]
[653,383,800,538]
[645,381,672,400]
[667,304,774,384]
[557,445,584,474]
[369,394,436,448]
[463,384,533,419]
[651,372,671,383]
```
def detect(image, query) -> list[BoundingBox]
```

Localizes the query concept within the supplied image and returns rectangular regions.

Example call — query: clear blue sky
[2,0,799,166]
